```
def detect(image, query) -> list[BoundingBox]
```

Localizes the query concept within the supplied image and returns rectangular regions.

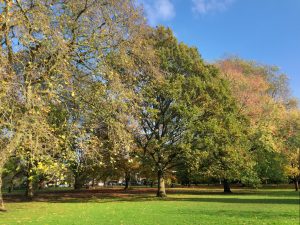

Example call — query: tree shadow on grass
[4,188,299,205]
[4,191,154,204]
[166,189,298,197]
[6,195,299,207]
[167,197,299,205]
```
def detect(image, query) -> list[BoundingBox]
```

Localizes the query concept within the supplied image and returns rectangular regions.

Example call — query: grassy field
[0,188,299,225]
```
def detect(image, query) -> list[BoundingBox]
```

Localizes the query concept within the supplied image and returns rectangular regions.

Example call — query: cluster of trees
[0,0,299,211]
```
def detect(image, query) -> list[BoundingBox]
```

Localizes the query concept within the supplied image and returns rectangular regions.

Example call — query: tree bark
[0,173,6,211]
[92,178,95,188]
[25,177,34,199]
[157,170,167,197]
[8,182,14,193]
[223,179,232,193]
[294,180,299,191]
[38,180,46,190]
[25,161,34,199]
[74,174,83,190]
[124,172,130,190]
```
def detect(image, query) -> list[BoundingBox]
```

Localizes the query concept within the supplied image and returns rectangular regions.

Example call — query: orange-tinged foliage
[217,59,272,124]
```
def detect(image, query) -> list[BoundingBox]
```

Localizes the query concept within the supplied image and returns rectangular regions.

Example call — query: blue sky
[139,0,300,99]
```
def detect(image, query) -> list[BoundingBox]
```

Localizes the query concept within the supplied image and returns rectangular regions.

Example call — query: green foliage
[217,57,298,187]
[0,0,298,211]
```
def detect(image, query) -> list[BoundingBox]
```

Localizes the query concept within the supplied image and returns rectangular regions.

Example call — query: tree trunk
[294,180,299,191]
[223,179,232,193]
[74,175,82,190]
[25,161,34,199]
[0,174,6,211]
[92,178,95,188]
[124,172,130,190]
[157,170,167,197]
[38,180,46,190]
[8,174,16,193]
[25,177,34,199]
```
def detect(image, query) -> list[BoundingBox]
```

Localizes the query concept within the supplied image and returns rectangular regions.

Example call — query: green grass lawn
[0,188,299,225]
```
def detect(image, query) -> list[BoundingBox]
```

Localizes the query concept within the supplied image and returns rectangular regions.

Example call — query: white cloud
[192,0,235,14]
[141,0,176,25]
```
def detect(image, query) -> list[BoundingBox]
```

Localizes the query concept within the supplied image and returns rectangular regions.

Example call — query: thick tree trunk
[223,179,232,193]
[157,170,167,197]
[124,172,130,190]
[25,161,34,199]
[0,174,6,211]
[25,177,34,199]
[294,180,299,191]
[74,175,83,190]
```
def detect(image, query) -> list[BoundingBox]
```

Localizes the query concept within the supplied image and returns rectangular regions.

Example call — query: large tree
[135,27,247,196]
[217,58,292,186]
[281,107,300,191]
[0,0,147,208]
